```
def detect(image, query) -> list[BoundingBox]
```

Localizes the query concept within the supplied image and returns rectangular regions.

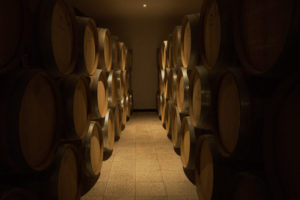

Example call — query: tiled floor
[81,112,198,200]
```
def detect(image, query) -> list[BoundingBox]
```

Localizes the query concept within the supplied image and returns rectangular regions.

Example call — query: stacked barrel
[157,0,300,200]
[0,0,133,199]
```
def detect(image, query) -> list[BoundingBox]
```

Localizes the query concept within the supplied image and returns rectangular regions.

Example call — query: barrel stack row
[157,0,299,200]
[0,0,133,199]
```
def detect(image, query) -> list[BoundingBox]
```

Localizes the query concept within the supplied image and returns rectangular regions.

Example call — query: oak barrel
[167,68,178,104]
[80,121,103,177]
[114,103,123,141]
[111,36,120,68]
[114,70,124,101]
[189,66,216,129]
[76,16,99,75]
[89,69,108,119]
[181,13,201,68]
[176,68,190,115]
[170,104,182,153]
[97,28,112,71]
[233,0,300,75]
[118,42,127,71]
[38,0,77,74]
[98,109,115,159]
[59,76,89,139]
[107,70,117,108]
[0,69,59,173]
[172,26,183,68]
[160,41,168,70]
[41,144,80,200]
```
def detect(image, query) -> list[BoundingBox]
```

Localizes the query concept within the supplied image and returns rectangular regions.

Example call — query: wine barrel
[156,92,163,119]
[41,144,80,200]
[107,70,117,108]
[79,122,103,195]
[263,74,300,200]
[180,116,203,170]
[189,66,216,129]
[114,70,124,101]
[97,28,112,71]
[117,42,127,71]
[128,91,134,117]
[89,69,108,119]
[161,97,167,128]
[120,98,127,131]
[98,109,115,160]
[111,36,120,68]
[166,35,173,68]
[76,16,99,76]
[80,121,103,178]
[231,172,270,200]
[195,134,233,200]
[0,0,32,71]
[163,68,171,99]
[0,188,37,200]
[176,67,190,115]
[38,0,77,74]
[172,26,183,68]
[170,104,182,153]
[160,41,168,70]
[158,69,165,95]
[181,13,201,68]
[199,0,234,70]
[59,76,89,139]
[217,68,263,162]
[164,101,173,138]
[122,70,129,96]
[125,95,131,121]
[233,0,300,75]
[0,69,59,173]
[167,68,178,104]
[114,103,123,141]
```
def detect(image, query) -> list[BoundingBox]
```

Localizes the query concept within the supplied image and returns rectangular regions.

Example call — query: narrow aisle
[82,112,197,200]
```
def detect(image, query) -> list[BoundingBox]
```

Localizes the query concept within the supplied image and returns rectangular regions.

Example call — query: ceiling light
[143,4,147,8]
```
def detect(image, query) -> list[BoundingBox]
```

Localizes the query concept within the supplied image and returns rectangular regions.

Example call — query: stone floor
[81,112,198,200]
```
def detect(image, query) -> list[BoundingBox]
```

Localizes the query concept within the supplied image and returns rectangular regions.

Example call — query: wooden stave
[163,68,171,100]
[181,13,201,68]
[75,16,99,76]
[97,28,112,72]
[158,69,165,95]
[189,66,216,130]
[80,121,103,178]
[120,98,127,131]
[161,97,167,128]
[59,75,89,140]
[172,26,184,68]
[122,70,129,97]
[128,91,134,117]
[176,68,190,115]
[38,0,78,75]
[89,69,108,119]
[263,73,300,200]
[232,0,300,76]
[0,68,60,173]
[156,92,162,118]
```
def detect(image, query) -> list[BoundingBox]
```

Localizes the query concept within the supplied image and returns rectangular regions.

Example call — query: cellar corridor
[82,112,197,200]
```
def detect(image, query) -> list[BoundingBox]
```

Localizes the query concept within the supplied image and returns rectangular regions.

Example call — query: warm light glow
[143,4,147,8]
